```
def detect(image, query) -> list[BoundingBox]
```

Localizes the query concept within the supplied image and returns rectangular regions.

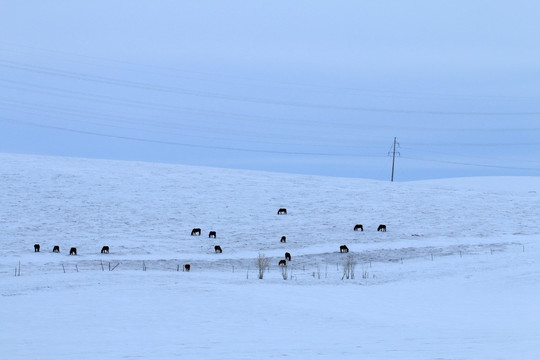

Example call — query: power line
[3,78,540,134]
[4,41,540,106]
[2,59,539,116]
[1,117,386,158]
[0,99,391,149]
[401,155,540,172]
[402,146,540,164]
[2,41,540,102]
[0,92,407,134]
[0,103,383,150]
[3,114,538,173]
[3,82,540,139]
[404,141,540,147]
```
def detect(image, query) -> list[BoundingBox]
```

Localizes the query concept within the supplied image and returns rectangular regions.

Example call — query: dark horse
[377,224,387,232]
[354,224,363,231]
[340,245,349,253]
[184,264,191,272]
[214,245,222,253]
[278,259,287,267]
[277,208,287,215]
[101,246,109,254]
[53,245,60,253]
[285,252,291,261]
[280,236,287,243]
[191,228,201,236]
[208,231,216,238]
[34,244,40,252]
[69,247,77,255]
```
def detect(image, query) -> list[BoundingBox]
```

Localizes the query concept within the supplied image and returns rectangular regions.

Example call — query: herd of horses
[34,244,109,256]
[340,223,386,253]
[187,209,387,268]
[31,208,386,272]
[354,224,386,232]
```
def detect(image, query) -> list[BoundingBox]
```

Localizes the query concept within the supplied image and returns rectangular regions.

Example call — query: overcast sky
[1,1,539,180]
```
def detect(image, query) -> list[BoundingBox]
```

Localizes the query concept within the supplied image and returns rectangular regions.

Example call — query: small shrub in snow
[256,253,270,279]
[362,264,370,279]
[342,254,357,280]
[281,265,288,280]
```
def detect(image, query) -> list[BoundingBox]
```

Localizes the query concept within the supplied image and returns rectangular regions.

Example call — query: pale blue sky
[1,1,539,180]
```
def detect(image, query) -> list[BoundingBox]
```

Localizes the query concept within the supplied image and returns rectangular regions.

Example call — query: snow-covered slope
[1,153,539,359]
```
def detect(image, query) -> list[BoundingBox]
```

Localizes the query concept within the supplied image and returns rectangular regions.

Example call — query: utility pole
[388,137,400,182]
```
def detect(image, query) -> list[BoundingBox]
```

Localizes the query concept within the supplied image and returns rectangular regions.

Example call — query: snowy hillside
[1,153,539,359]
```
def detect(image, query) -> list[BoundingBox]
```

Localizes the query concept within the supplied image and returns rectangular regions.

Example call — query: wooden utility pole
[389,137,399,182]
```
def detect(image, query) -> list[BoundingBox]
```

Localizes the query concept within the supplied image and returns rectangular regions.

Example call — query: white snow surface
[1,153,539,359]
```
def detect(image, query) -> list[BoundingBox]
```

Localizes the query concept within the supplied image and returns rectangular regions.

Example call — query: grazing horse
[191,228,201,236]
[214,245,222,253]
[354,224,363,231]
[53,245,60,253]
[277,208,287,215]
[208,231,216,238]
[101,246,109,254]
[69,247,77,255]
[278,259,287,267]
[285,252,291,261]
[377,224,387,232]
[184,264,191,272]
[280,236,287,243]
[340,245,349,253]
[34,244,40,252]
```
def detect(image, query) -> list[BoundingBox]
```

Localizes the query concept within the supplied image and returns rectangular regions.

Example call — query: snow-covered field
[1,153,539,359]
